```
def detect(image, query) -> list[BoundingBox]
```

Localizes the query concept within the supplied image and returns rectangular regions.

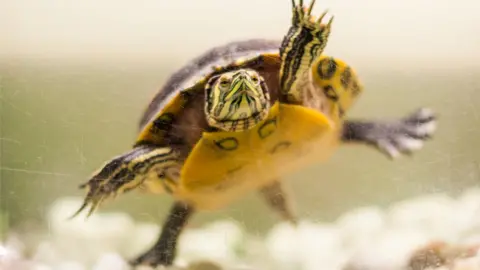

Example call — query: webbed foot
[342,108,437,159]
[70,145,179,219]
[280,0,334,100]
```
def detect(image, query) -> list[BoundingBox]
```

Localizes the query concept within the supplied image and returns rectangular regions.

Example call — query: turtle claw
[70,146,180,219]
[70,147,153,219]
[69,167,122,219]
[291,0,333,31]
[375,108,438,159]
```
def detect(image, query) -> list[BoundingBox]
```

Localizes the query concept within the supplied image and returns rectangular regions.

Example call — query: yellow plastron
[175,101,340,210]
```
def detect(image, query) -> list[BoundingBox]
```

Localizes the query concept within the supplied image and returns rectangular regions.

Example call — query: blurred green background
[1,0,480,236]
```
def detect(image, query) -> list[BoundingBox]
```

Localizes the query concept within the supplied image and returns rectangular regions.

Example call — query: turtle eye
[219,78,230,88]
[251,76,259,84]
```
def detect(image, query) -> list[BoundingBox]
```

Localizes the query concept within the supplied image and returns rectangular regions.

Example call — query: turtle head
[205,69,271,132]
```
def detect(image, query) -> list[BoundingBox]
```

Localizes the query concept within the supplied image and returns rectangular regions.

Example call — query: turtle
[71,0,437,267]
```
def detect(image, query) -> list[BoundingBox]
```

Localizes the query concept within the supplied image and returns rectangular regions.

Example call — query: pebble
[92,252,129,270]
[5,188,480,270]
[55,261,86,270]
[335,206,386,251]
[178,220,244,264]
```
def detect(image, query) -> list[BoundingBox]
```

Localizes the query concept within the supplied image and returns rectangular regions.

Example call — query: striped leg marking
[279,0,334,102]
[70,145,180,218]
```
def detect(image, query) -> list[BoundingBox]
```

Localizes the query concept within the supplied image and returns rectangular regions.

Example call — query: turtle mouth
[211,109,270,132]
[207,101,271,132]
[215,98,270,122]
[215,111,263,122]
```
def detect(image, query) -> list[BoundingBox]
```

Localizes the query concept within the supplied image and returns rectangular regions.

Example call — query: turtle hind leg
[70,145,180,219]
[342,108,437,159]
[259,180,298,226]
[130,201,195,267]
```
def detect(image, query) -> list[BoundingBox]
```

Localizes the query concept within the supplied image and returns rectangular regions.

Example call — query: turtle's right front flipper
[71,145,180,218]
[341,108,437,159]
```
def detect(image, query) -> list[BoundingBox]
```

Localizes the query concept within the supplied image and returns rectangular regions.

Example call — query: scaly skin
[279,0,333,104]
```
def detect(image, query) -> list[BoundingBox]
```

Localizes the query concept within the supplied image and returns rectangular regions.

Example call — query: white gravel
[2,188,480,270]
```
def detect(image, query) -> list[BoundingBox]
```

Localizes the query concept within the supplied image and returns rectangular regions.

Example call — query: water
[1,0,480,266]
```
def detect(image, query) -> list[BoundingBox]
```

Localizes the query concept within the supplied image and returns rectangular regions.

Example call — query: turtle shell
[132,39,341,209]
[135,39,283,153]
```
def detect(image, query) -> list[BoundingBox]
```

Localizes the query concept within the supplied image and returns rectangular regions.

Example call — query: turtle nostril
[238,71,249,80]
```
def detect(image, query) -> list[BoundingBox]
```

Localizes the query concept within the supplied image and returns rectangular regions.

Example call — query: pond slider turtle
[72,0,437,267]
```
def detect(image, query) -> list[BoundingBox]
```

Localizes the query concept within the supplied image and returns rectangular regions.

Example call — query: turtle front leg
[130,201,195,268]
[71,145,180,218]
[342,108,437,159]
[71,145,188,268]
[279,0,333,102]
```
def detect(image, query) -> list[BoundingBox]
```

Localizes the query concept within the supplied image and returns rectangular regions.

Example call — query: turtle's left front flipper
[279,0,333,102]
[70,145,180,218]
[341,108,438,159]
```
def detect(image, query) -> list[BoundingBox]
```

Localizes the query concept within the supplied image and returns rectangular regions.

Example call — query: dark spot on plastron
[270,141,292,154]
[214,137,239,151]
[317,58,337,80]
[257,118,277,139]
[323,85,339,101]
[340,67,352,89]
